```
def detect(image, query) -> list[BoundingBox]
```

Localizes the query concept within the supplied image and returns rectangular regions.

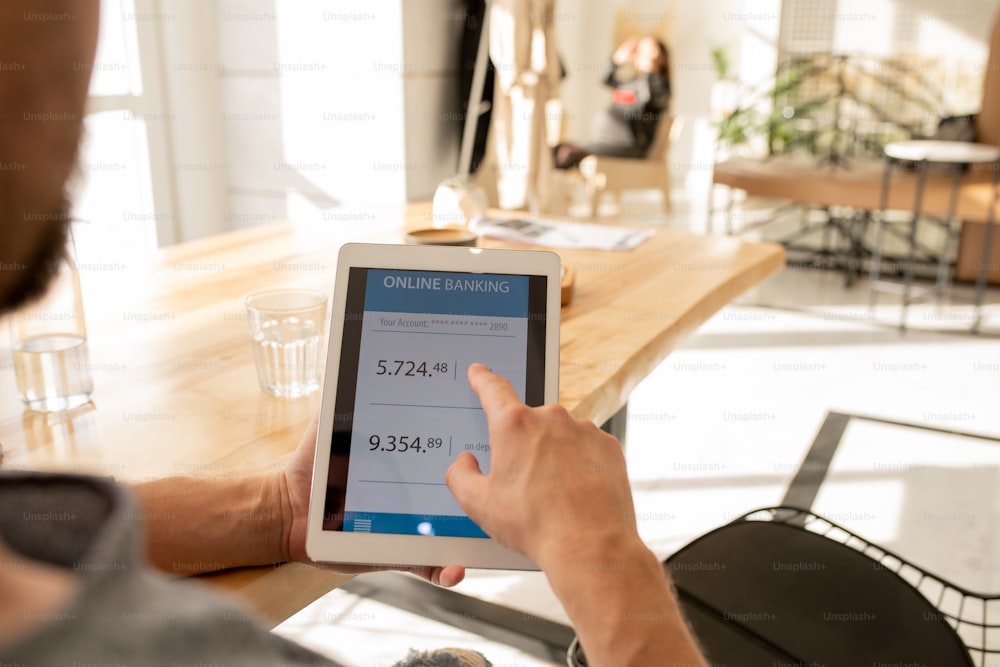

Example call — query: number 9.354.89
[369,434,444,453]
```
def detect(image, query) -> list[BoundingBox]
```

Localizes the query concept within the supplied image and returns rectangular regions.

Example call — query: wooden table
[0,203,783,626]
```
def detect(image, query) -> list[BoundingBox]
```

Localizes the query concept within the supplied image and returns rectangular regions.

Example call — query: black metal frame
[711,187,944,289]
[735,507,1000,666]
[570,505,1000,666]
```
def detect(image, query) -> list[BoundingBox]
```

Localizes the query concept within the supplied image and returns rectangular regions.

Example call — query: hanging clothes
[488,0,562,211]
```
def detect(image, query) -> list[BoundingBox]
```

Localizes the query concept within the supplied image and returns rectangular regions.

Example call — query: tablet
[305,242,561,570]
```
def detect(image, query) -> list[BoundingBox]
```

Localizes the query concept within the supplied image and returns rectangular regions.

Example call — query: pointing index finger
[467,363,524,418]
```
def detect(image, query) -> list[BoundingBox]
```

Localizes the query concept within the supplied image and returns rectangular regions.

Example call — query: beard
[0,201,71,317]
[0,0,97,317]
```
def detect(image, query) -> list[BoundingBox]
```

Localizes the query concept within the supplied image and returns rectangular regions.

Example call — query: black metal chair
[568,507,997,666]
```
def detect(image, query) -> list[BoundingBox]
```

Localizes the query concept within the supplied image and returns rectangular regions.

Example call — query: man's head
[0,0,99,315]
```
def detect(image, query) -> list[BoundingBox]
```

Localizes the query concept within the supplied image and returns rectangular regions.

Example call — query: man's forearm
[539,537,706,667]
[130,474,290,575]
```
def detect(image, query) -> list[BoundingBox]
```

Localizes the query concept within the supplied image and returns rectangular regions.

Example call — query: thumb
[446,452,488,518]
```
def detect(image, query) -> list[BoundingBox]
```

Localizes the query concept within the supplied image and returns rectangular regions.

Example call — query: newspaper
[469,217,654,251]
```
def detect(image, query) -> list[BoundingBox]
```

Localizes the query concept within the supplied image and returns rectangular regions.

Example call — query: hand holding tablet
[306,243,561,569]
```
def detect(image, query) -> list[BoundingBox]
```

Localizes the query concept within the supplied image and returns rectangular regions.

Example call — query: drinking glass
[9,234,94,412]
[245,289,327,398]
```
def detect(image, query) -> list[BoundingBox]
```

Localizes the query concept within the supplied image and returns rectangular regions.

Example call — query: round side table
[868,139,1000,331]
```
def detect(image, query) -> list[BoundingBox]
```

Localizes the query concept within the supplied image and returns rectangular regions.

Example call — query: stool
[868,140,1000,331]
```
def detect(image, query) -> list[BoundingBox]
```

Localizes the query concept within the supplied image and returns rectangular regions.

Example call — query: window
[73,0,175,269]
[779,0,991,113]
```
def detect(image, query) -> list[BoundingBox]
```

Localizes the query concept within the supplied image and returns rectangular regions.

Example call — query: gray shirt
[0,471,344,667]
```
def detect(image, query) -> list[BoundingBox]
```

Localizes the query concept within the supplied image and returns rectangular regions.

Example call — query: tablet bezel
[305,242,561,570]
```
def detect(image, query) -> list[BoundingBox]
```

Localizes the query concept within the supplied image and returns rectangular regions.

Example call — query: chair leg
[579,158,605,218]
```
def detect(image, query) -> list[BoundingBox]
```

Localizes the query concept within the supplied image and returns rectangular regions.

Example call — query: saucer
[405,227,478,247]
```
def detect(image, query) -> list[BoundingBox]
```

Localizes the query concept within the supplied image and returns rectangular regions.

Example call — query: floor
[273,190,1000,667]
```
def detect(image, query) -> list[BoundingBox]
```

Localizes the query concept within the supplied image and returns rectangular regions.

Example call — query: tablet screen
[321,267,549,538]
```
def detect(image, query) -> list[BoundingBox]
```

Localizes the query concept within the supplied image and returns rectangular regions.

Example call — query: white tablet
[305,242,561,570]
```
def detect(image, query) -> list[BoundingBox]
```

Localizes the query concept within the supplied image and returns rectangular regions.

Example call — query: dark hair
[652,37,670,80]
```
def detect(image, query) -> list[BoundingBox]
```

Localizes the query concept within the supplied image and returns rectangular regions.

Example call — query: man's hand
[446,364,640,567]
[279,413,466,588]
[446,364,708,666]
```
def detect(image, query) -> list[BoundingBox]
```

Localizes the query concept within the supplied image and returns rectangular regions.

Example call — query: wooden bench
[713,155,998,224]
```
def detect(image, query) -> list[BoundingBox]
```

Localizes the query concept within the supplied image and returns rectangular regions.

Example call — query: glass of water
[245,289,327,398]
[9,236,94,412]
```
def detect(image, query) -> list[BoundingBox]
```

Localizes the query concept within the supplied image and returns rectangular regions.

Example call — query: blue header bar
[363,269,530,317]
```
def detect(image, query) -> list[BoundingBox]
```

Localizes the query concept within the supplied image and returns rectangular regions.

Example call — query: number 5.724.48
[376,359,448,377]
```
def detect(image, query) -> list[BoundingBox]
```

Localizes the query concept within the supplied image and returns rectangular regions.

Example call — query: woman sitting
[554,35,672,169]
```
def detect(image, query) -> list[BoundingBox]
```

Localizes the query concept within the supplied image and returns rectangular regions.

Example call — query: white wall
[216,0,464,228]
[159,0,230,242]
[401,1,466,200]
